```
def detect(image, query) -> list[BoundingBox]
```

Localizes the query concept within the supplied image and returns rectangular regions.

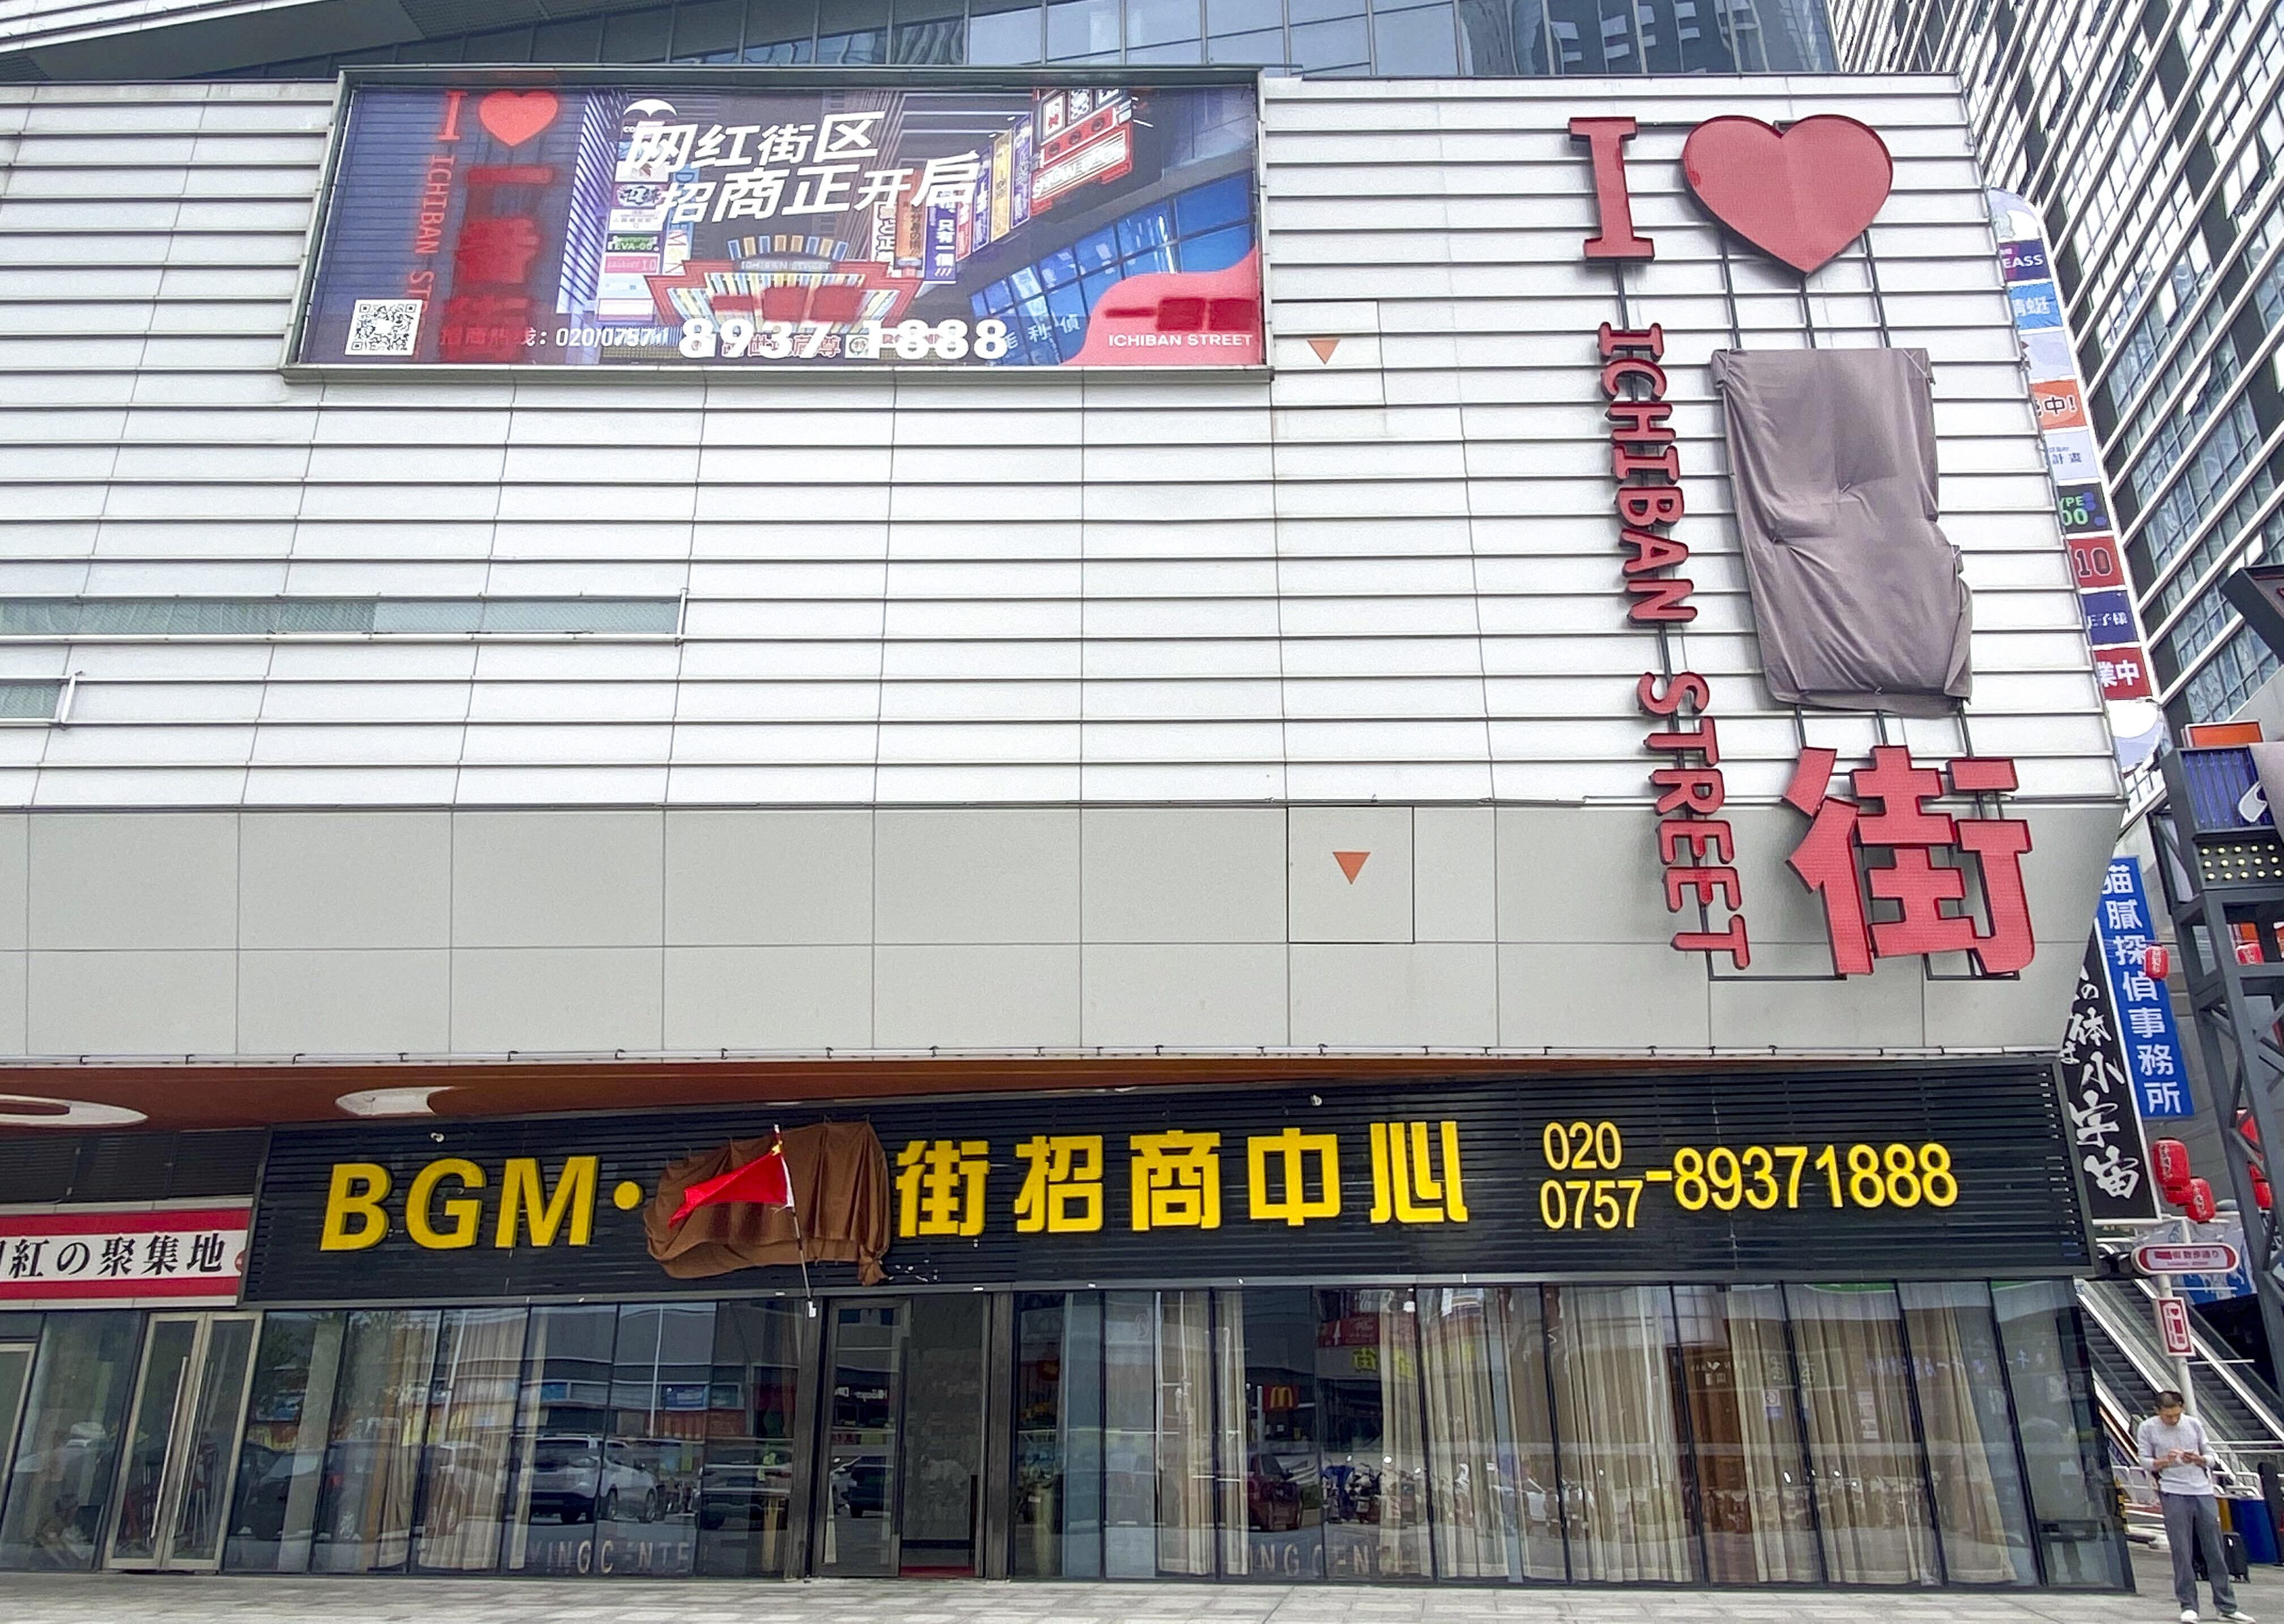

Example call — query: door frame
[102,1310,260,1573]
[802,1294,1008,1581]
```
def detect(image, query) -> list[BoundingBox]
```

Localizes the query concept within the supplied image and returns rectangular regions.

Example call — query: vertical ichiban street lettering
[1572,117,1749,970]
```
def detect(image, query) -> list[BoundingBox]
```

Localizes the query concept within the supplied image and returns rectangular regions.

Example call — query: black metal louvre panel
[242,1064,2087,1306]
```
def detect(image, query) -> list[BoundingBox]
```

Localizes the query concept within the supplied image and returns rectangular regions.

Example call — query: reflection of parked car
[525,1434,662,1524]
[697,1451,792,1535]
[1247,1454,1306,1532]
[229,1442,295,1544]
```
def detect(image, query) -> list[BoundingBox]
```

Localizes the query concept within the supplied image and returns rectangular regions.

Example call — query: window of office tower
[240,0,1835,77]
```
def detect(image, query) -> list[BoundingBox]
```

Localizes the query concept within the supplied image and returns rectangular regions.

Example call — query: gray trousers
[2164,1490,2240,1613]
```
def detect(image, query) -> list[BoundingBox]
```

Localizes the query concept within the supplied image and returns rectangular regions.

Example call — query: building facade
[1830,0,2284,732]
[0,18,2130,1596]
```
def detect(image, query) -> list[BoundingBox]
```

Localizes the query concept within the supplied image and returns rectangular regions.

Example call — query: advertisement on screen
[293,73,1264,370]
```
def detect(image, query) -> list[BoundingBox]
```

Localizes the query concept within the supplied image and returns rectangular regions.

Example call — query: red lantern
[2145,943,2171,981]
[2151,1138,2194,1199]
[2252,1166,2274,1213]
[2186,1177,2218,1224]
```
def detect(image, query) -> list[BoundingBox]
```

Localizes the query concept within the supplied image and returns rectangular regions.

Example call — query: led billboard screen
[294,73,1264,370]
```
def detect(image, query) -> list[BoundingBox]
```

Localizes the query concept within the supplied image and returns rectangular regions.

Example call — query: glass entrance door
[815,1297,988,1578]
[104,1313,258,1572]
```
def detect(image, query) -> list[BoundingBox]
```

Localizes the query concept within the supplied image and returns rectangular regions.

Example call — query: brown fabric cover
[644,1119,890,1284]
[1711,346,1971,716]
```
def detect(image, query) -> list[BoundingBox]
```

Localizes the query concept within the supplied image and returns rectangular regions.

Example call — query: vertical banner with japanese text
[2092,856,2193,1118]
[2059,940,2158,1220]
[295,73,1263,371]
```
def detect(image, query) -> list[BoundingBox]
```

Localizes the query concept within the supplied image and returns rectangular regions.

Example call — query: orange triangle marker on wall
[1333,850,1370,884]
[1307,336,1342,363]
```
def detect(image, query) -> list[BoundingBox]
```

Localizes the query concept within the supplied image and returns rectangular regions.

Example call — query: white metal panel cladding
[0,74,2115,812]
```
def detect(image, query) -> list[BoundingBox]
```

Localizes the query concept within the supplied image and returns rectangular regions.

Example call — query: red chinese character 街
[1782,744,2035,977]
[436,292,533,363]
[451,214,543,286]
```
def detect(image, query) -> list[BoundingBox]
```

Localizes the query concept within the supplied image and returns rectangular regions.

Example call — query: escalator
[2077,1274,2284,1473]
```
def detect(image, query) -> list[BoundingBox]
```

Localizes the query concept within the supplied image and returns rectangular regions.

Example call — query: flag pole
[779,1125,816,1314]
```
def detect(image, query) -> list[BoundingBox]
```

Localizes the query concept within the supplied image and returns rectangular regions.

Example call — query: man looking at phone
[2141,1389,2256,1622]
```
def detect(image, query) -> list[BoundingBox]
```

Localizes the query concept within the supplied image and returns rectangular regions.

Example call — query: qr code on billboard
[344,298,423,356]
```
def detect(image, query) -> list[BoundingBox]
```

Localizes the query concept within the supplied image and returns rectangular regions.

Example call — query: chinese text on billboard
[296,75,1264,370]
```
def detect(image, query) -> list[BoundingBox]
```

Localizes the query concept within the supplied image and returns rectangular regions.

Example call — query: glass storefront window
[1486,1286,1568,1579]
[502,1305,619,1576]
[411,1306,527,1573]
[0,1311,142,1571]
[225,1311,345,1572]
[310,1310,442,1573]
[1992,1280,2130,1588]
[1546,1284,1697,1582]
[95,1273,2120,1588]
[600,1302,715,1577]
[1013,1291,1097,1578]
[1315,1288,1428,1580]
[1672,1284,1819,1583]
[1787,1284,1941,1585]
[1229,1288,1319,1579]
[697,1301,806,1577]
[1899,1281,2037,1585]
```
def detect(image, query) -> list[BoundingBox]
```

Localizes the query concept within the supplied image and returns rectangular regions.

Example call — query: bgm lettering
[318,1156,599,1251]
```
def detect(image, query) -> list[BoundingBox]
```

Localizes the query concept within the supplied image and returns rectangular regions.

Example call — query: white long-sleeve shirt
[2137,1413,2218,1495]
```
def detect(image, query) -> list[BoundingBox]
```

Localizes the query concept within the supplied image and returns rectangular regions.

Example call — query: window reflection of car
[228,1442,297,1542]
[1247,1452,1307,1532]
[696,1450,792,1534]
[524,1434,665,1524]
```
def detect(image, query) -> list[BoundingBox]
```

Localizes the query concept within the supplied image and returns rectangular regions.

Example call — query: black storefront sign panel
[244,1065,2090,1305]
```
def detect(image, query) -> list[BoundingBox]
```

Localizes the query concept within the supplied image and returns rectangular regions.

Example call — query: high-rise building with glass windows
[1827,0,2284,728]
[0,0,1833,82]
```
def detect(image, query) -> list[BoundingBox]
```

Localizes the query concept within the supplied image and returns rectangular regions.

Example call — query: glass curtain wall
[76,1277,2116,1586]
[1008,1281,2111,1588]
[232,0,1839,76]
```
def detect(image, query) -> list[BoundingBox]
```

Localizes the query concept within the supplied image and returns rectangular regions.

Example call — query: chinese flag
[669,1142,793,1226]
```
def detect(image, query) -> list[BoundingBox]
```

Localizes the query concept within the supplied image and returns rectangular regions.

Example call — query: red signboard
[2157,1294,2194,1357]
[0,1207,249,1307]
[2069,535,2125,590]
[2092,644,2155,701]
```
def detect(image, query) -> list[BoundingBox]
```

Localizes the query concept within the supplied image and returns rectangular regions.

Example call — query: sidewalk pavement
[0,1553,2246,1624]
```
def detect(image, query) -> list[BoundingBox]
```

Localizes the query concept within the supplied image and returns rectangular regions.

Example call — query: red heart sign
[1680,115,1893,275]
[479,88,559,149]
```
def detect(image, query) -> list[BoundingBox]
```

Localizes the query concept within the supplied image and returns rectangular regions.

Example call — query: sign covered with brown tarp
[642,1120,890,1284]
[1711,346,1972,715]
